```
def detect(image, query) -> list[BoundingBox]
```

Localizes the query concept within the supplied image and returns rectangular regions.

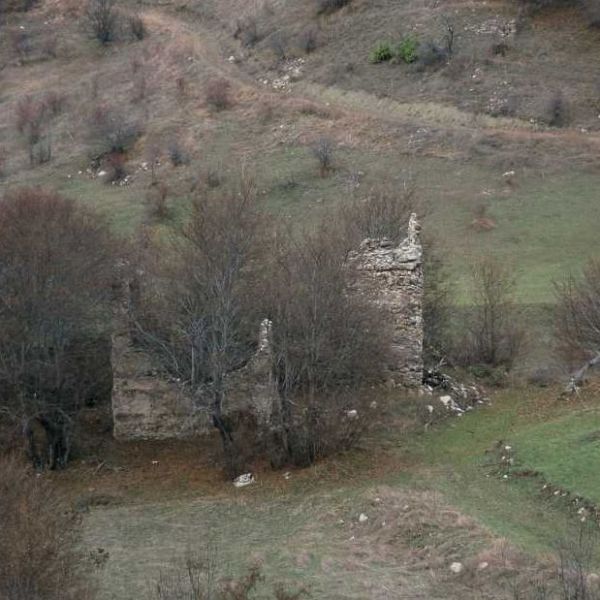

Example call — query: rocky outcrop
[348,214,424,387]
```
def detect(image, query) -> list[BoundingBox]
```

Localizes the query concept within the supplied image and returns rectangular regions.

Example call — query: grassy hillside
[3,0,600,305]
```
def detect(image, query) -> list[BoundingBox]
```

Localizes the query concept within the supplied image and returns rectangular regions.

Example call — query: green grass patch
[511,410,600,504]
[402,389,600,554]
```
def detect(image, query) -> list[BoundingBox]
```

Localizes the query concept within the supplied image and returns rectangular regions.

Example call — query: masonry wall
[347,214,424,387]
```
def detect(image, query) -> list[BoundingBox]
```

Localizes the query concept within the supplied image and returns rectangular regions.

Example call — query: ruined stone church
[111,215,424,441]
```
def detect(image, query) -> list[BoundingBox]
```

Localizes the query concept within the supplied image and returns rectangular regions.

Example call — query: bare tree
[555,259,600,364]
[457,257,524,368]
[131,173,263,474]
[0,188,116,469]
[205,78,232,111]
[265,221,390,465]
[554,259,600,390]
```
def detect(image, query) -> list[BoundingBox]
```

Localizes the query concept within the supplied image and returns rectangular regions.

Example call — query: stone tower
[348,213,424,387]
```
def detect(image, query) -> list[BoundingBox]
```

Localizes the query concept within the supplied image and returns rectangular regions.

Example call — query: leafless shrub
[0,189,116,468]
[454,257,525,369]
[12,30,32,62]
[414,41,448,70]
[86,0,118,45]
[132,69,148,103]
[0,146,7,178]
[168,139,190,166]
[41,32,58,58]
[89,104,142,155]
[146,182,170,220]
[555,259,600,367]
[234,15,260,47]
[206,167,223,188]
[2,0,38,12]
[205,78,232,111]
[316,0,352,15]
[129,13,146,40]
[312,136,334,177]
[105,150,127,182]
[584,0,600,26]
[556,526,600,600]
[341,185,416,246]
[269,31,288,61]
[175,75,187,99]
[544,92,568,127]
[153,550,305,600]
[0,457,95,599]
[15,95,48,165]
[145,143,161,184]
[33,136,52,164]
[443,17,455,56]
[43,90,67,117]
[298,27,318,54]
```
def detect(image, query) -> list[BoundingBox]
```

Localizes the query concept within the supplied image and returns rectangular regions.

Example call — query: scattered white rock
[450,562,464,574]
[477,561,489,571]
[358,513,369,523]
[233,473,255,488]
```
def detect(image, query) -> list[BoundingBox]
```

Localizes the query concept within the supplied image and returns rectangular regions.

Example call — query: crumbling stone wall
[111,324,209,441]
[111,216,424,440]
[348,214,424,387]
[111,318,277,441]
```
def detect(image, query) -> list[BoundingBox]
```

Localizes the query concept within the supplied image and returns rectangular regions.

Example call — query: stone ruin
[111,215,424,441]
